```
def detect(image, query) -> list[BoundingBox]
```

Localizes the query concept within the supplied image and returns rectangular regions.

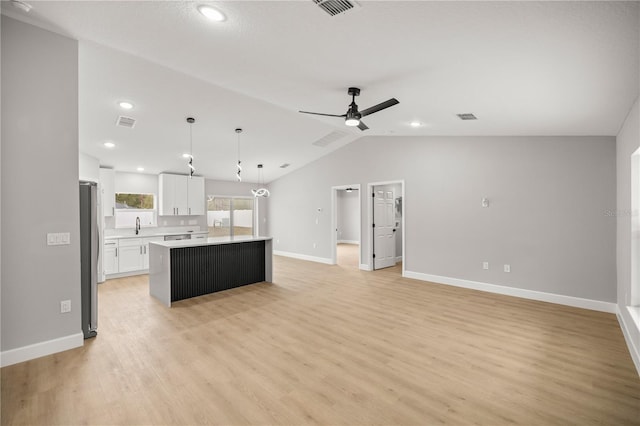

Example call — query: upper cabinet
[187,176,205,216]
[99,168,115,217]
[159,174,204,216]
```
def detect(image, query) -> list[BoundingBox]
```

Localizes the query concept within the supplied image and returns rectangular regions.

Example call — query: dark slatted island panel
[170,240,266,302]
[149,236,273,307]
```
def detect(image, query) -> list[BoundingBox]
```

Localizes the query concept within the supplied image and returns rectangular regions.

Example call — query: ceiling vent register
[116,115,136,128]
[313,0,358,16]
[457,113,477,121]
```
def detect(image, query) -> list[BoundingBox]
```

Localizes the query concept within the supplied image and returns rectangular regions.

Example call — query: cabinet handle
[189,207,191,215]
[115,248,118,257]
[112,207,115,216]
[144,246,147,254]
[140,246,142,255]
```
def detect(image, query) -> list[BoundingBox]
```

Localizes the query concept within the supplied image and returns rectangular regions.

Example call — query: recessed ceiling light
[103,142,115,148]
[410,121,421,128]
[118,101,134,110]
[182,153,192,159]
[198,5,226,22]
[137,167,145,172]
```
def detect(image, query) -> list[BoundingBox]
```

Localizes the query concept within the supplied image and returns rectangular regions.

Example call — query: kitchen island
[148,236,272,307]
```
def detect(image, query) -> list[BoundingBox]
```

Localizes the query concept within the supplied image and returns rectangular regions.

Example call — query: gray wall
[1,17,81,350]
[616,97,640,365]
[269,135,616,302]
[337,190,359,243]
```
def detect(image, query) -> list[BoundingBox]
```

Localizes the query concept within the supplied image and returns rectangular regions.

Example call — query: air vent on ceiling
[279,163,291,169]
[312,130,348,147]
[116,115,136,128]
[312,0,359,17]
[457,113,477,121]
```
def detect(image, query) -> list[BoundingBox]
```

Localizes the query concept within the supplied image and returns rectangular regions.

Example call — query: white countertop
[105,230,208,240]
[150,235,272,248]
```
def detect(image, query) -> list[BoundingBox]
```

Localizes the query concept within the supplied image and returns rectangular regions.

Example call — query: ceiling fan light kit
[299,87,399,131]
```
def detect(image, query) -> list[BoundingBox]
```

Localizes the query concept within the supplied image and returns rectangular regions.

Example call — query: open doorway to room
[331,185,361,269]
[368,181,404,274]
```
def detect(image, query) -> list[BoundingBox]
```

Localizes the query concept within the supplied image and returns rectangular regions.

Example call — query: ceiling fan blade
[357,121,369,131]
[299,110,345,118]
[359,98,399,117]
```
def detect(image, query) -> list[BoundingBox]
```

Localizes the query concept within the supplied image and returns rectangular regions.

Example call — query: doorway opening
[368,180,404,274]
[331,184,362,269]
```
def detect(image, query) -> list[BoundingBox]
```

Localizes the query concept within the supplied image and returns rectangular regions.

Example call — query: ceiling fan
[299,87,399,131]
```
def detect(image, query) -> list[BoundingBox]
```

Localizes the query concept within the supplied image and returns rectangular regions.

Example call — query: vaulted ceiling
[2,1,638,182]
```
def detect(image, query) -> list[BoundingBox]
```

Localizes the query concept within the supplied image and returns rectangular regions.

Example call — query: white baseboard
[618,306,640,377]
[1,332,84,367]
[359,263,372,271]
[274,250,333,265]
[403,270,617,314]
[337,240,360,245]
[396,256,403,263]
[106,269,148,280]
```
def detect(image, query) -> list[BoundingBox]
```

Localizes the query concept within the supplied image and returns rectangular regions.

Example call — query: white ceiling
[3,1,638,182]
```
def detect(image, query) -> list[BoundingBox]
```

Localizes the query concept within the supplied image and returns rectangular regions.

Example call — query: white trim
[359,263,372,271]
[618,306,640,376]
[337,240,360,245]
[396,256,403,263]
[274,250,333,265]
[403,270,617,313]
[1,332,84,367]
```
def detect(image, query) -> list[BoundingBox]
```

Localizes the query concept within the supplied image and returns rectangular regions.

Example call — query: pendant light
[252,164,270,198]
[186,117,195,177]
[235,128,243,182]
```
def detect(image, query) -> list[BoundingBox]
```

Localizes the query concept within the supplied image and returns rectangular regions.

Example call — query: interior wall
[79,153,100,183]
[269,135,616,302]
[1,17,82,353]
[337,190,359,243]
[616,97,640,371]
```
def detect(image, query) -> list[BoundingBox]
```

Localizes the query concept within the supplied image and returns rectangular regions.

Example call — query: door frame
[367,180,405,275]
[330,184,362,266]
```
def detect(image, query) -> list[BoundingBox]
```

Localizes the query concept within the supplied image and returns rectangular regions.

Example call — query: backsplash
[104,214,208,237]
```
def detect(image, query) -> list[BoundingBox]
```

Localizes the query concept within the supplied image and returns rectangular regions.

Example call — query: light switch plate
[47,232,71,246]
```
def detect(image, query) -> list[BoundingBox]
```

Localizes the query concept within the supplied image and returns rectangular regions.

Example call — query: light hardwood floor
[2,253,639,425]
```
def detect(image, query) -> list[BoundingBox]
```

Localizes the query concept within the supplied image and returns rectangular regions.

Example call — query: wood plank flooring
[2,249,639,425]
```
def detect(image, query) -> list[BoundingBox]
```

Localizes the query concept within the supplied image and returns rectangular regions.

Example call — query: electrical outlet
[60,300,71,313]
[482,262,489,270]
[504,264,511,273]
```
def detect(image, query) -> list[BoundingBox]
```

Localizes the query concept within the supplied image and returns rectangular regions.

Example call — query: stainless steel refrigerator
[79,181,98,338]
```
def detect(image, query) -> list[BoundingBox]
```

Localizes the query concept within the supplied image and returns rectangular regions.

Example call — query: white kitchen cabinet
[187,176,205,215]
[142,236,164,269]
[99,168,115,217]
[159,174,188,216]
[118,238,144,272]
[103,240,119,275]
[159,174,204,216]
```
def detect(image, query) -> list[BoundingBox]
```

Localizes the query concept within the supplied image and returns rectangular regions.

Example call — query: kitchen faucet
[135,216,140,235]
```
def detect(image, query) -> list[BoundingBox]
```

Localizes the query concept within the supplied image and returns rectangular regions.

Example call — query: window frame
[114,192,158,229]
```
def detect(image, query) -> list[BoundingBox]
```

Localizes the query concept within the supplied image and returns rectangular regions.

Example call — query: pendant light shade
[251,164,270,198]
[186,117,195,177]
[235,128,243,182]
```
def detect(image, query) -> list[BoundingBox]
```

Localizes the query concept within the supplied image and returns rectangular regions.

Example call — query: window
[114,193,157,228]
[207,196,254,237]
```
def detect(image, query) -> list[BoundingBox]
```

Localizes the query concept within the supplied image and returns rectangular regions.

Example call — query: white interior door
[373,185,396,270]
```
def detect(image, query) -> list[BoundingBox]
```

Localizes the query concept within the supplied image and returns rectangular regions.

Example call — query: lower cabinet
[118,238,144,273]
[104,240,119,275]
[104,233,208,277]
